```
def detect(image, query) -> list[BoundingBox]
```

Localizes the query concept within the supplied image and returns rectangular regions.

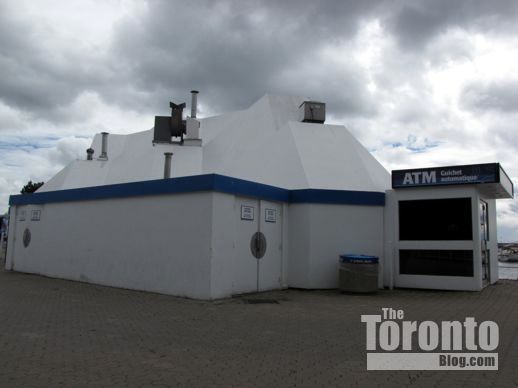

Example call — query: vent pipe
[99,132,109,160]
[190,90,199,118]
[86,148,94,160]
[163,152,173,179]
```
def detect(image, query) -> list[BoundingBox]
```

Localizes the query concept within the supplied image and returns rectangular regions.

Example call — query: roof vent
[163,152,173,178]
[299,101,325,124]
[190,90,199,118]
[153,102,187,144]
[98,132,109,160]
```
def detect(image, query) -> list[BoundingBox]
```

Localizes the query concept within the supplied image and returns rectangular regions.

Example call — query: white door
[232,197,283,295]
[232,198,260,294]
[258,200,283,291]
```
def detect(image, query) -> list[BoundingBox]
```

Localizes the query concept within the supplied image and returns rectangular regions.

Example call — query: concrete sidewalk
[0,269,517,387]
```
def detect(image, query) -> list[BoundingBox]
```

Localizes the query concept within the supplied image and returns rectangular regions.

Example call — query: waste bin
[339,254,378,293]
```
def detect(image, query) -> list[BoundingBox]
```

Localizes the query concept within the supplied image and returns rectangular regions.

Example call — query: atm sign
[401,171,436,185]
[392,163,499,189]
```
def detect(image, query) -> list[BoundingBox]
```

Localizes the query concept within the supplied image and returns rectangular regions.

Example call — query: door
[232,197,283,294]
[233,198,260,294]
[480,200,490,285]
[258,201,283,291]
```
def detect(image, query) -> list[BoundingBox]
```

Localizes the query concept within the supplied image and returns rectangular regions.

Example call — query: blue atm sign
[392,163,500,188]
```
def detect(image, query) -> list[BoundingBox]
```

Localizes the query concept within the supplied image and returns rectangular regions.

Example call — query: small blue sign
[339,254,379,264]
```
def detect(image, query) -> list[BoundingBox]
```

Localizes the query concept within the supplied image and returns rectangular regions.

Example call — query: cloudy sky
[1,0,517,240]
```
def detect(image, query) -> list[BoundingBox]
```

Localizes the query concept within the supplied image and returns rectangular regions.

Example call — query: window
[400,250,473,277]
[399,198,473,241]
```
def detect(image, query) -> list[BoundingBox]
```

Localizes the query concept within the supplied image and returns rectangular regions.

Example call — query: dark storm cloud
[0,3,118,122]
[2,0,518,125]
[386,0,518,50]
[107,0,518,118]
[109,0,389,117]
[461,80,518,113]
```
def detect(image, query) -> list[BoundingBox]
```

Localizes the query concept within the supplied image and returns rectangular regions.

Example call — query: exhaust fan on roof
[153,102,187,144]
[299,101,325,124]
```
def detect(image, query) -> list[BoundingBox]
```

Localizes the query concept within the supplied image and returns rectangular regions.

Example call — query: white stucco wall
[288,203,384,289]
[287,205,311,288]
[6,192,214,299]
[6,188,386,299]
[209,192,236,299]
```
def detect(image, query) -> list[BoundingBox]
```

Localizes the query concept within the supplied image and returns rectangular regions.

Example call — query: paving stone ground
[0,269,517,387]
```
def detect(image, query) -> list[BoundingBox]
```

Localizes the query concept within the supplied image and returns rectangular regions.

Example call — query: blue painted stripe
[9,174,385,206]
[212,175,290,202]
[9,175,217,205]
[290,189,385,206]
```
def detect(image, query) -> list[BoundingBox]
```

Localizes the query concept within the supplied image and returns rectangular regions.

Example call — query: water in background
[499,261,518,280]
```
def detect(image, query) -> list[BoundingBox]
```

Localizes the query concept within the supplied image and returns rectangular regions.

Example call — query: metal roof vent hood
[98,132,109,160]
[299,101,325,124]
[190,90,198,118]
[163,152,173,178]
[152,90,201,146]
[153,102,186,144]
[184,90,202,147]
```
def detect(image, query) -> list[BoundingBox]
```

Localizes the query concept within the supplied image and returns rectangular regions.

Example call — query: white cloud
[0,136,91,213]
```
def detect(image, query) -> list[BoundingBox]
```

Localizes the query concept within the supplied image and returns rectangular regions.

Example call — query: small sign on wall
[265,208,276,223]
[31,210,41,221]
[19,210,26,221]
[241,205,255,221]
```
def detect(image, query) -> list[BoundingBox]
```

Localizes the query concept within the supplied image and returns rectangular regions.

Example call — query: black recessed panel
[400,249,474,277]
[399,198,473,241]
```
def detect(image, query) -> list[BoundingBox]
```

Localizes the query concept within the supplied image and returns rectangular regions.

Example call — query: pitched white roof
[40,94,390,193]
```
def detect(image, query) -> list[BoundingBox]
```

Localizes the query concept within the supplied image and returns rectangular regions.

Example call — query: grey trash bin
[339,254,378,293]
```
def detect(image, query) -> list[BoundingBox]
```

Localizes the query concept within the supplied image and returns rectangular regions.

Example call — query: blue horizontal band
[9,174,384,206]
[290,188,385,206]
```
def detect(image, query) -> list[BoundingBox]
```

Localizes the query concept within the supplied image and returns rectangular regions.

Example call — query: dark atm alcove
[399,198,473,241]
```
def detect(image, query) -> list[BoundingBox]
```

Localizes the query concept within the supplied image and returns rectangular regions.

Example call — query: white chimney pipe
[164,152,173,178]
[190,90,199,118]
[99,132,109,160]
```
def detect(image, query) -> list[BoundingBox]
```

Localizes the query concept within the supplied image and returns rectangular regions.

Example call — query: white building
[5,93,513,298]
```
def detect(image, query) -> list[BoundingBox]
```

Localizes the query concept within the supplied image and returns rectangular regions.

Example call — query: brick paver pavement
[0,269,517,387]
